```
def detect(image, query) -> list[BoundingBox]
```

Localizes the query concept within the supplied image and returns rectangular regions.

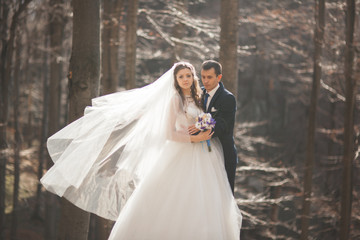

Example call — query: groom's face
[201,68,222,92]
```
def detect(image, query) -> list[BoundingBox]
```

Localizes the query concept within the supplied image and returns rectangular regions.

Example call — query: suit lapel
[207,82,223,112]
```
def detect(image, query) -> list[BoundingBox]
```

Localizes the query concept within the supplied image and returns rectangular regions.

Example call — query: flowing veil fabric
[41,66,190,220]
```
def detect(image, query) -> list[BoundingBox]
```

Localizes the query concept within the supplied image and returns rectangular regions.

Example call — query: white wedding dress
[108,99,242,240]
[40,66,241,240]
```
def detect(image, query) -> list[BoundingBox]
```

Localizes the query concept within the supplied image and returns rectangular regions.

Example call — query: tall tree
[24,22,33,148]
[219,0,239,97]
[48,0,64,146]
[171,0,188,63]
[45,1,65,238]
[102,0,123,94]
[10,28,22,240]
[58,0,101,238]
[33,34,49,220]
[300,0,325,239]
[339,0,356,239]
[125,0,139,90]
[96,5,123,235]
[92,215,113,240]
[0,3,10,238]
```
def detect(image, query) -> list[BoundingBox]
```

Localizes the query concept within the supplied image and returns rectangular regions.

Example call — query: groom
[201,60,238,193]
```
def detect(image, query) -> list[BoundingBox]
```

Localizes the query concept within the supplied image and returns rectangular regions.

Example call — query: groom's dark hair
[201,60,222,76]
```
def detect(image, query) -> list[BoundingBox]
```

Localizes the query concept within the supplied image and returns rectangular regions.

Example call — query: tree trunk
[300,0,325,239]
[58,0,101,239]
[24,25,33,148]
[10,30,22,240]
[339,0,356,239]
[125,0,138,90]
[270,185,281,236]
[171,0,188,63]
[88,214,114,240]
[102,0,123,94]
[3,7,19,238]
[94,215,114,240]
[219,0,239,97]
[0,3,10,239]
[33,33,49,221]
[45,1,65,238]
[48,0,64,138]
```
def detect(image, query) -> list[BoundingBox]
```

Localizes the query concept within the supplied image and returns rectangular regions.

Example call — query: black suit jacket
[202,82,238,192]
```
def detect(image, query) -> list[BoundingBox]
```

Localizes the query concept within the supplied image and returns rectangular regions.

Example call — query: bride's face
[176,68,194,92]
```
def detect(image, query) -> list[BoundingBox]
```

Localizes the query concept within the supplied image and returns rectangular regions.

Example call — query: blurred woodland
[1,0,360,239]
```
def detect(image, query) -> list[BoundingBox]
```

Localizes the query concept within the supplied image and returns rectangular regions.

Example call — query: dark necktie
[204,93,210,111]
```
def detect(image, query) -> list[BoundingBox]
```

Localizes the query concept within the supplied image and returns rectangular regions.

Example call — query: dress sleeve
[165,95,191,142]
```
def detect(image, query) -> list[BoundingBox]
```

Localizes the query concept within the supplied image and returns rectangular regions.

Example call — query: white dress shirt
[205,84,220,111]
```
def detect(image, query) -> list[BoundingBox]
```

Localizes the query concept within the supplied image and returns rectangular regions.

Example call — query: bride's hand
[201,129,214,141]
[188,125,199,135]
[190,129,213,142]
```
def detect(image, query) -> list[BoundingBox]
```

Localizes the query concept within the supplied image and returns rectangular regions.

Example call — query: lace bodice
[184,97,202,125]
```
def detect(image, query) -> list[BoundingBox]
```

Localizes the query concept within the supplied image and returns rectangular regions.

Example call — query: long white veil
[41,65,190,220]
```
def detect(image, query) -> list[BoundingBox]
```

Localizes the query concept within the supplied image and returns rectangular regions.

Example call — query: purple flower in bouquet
[195,113,216,152]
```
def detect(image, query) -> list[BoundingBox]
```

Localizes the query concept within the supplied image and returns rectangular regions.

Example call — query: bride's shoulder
[170,93,184,105]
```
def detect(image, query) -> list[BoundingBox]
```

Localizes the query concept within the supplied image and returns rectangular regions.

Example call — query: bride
[41,62,242,239]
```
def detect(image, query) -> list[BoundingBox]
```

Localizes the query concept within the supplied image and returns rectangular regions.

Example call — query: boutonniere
[210,107,218,112]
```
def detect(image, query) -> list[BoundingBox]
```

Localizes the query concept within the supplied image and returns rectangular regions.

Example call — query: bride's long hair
[173,62,202,109]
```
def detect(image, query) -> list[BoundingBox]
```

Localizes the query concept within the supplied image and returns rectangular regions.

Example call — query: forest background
[0,0,360,239]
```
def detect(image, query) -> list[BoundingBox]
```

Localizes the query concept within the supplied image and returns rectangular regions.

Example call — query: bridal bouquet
[195,113,216,152]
